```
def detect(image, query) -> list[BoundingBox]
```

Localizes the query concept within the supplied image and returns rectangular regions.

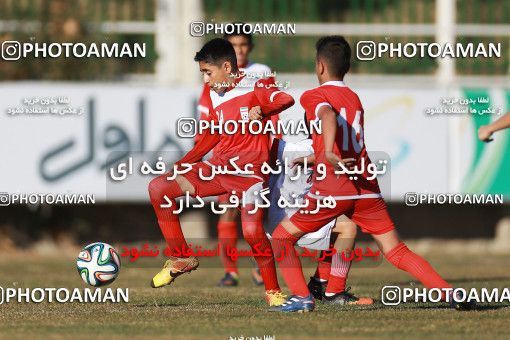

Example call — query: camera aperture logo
[1,41,21,60]
[0,192,10,206]
[1,41,146,61]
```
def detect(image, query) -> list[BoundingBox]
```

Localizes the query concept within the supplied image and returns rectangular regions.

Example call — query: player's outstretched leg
[217,205,240,287]
[375,229,475,310]
[376,230,452,289]
[240,206,285,306]
[148,174,199,288]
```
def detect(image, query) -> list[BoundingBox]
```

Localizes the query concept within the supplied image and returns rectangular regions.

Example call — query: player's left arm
[250,78,294,120]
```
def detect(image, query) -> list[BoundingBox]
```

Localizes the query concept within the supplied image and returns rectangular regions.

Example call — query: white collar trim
[321,80,346,87]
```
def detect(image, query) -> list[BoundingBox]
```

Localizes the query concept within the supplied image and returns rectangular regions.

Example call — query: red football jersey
[180,76,294,176]
[300,80,381,198]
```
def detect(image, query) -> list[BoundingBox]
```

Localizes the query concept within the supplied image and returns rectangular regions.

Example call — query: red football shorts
[289,197,395,235]
[181,162,263,199]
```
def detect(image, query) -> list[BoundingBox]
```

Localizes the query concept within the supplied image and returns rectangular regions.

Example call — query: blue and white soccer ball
[76,242,121,286]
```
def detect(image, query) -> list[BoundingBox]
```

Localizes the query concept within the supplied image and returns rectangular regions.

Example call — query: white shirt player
[267,138,337,250]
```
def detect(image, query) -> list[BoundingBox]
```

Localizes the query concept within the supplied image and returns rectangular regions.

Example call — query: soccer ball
[76,242,121,286]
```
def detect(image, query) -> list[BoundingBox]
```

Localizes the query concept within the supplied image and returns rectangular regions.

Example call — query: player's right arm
[319,105,355,170]
[319,105,341,166]
[478,111,510,142]
[195,84,211,144]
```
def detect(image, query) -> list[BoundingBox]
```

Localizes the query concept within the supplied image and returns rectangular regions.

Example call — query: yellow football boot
[265,290,287,306]
[151,256,199,288]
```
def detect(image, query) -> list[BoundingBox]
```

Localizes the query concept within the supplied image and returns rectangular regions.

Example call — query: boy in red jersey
[196,27,276,287]
[269,36,470,312]
[274,139,373,305]
[148,38,294,306]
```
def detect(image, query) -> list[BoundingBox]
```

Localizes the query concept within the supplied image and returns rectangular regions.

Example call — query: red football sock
[325,251,351,294]
[217,221,238,274]
[148,175,191,256]
[314,251,332,281]
[385,242,452,290]
[326,276,346,294]
[241,207,279,291]
[271,225,309,297]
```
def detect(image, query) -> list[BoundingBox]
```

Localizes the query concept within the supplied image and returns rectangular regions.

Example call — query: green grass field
[0,251,509,339]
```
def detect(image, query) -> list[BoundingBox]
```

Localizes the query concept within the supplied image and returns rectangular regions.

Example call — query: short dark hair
[194,38,238,69]
[315,36,351,77]
[223,23,253,46]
